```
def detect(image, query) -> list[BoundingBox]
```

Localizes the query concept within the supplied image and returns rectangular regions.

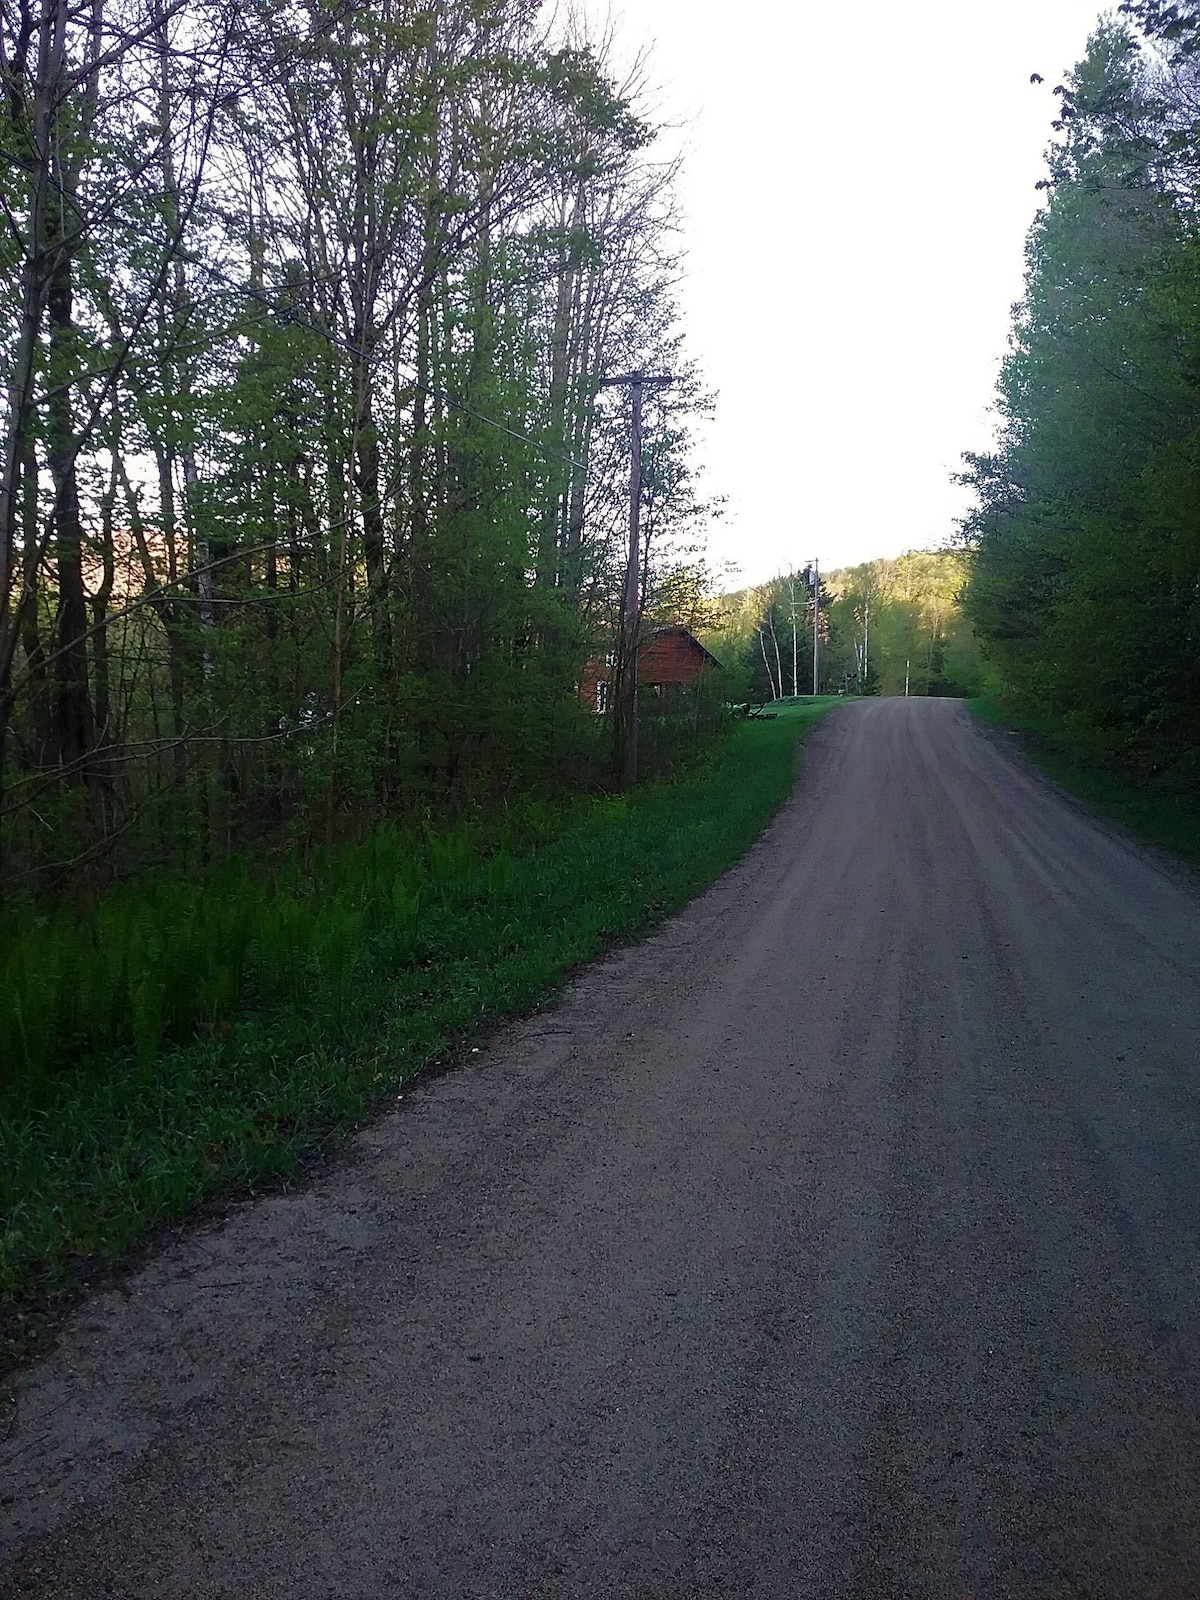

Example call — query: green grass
[970,696,1200,866]
[1,700,839,1335]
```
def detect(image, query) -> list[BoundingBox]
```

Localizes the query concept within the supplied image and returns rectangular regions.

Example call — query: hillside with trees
[0,0,716,900]
[959,2,1200,788]
[705,550,984,702]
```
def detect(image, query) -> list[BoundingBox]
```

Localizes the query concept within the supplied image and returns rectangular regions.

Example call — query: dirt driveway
[5,697,1200,1598]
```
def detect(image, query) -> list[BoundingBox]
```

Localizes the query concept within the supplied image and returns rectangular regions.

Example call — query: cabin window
[596,679,609,714]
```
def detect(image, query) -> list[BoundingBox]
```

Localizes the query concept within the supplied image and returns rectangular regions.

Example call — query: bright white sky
[591,0,1110,587]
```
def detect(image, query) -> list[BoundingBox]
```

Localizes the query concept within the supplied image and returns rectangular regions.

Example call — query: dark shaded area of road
[5,697,1200,1599]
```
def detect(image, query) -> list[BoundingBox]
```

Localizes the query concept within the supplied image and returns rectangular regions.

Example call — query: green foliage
[706,551,979,700]
[1,821,491,1100]
[960,18,1200,787]
[0,1,720,904]
[0,703,837,1320]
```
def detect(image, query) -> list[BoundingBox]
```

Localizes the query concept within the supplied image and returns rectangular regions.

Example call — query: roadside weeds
[1,701,840,1366]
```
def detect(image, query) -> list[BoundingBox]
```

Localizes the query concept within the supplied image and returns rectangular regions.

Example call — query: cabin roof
[643,625,723,669]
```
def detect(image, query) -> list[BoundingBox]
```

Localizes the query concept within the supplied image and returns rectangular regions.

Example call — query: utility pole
[812,559,820,696]
[599,370,673,788]
[805,558,821,695]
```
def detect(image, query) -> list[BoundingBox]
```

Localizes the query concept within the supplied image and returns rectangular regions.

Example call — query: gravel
[5,696,1200,1598]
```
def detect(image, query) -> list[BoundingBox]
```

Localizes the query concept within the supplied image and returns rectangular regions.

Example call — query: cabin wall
[580,631,716,713]
[637,633,711,686]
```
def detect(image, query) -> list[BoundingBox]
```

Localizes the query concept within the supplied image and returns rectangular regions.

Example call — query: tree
[960,16,1200,780]
[707,551,979,701]
[0,1,720,895]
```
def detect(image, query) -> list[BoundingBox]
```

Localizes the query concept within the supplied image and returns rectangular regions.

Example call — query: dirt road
[5,697,1200,1598]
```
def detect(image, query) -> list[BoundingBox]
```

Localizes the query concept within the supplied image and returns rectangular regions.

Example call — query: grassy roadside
[970,696,1200,866]
[1,700,840,1341]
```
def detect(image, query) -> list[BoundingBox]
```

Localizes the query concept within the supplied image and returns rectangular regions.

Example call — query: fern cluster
[0,819,543,1103]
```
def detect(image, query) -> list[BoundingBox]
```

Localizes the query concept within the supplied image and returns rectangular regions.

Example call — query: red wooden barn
[581,626,722,714]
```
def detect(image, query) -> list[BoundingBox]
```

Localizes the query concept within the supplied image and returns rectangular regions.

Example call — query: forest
[0,0,718,905]
[960,0,1200,789]
[705,550,985,703]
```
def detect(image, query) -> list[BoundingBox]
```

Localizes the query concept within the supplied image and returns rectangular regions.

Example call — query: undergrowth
[1,701,839,1325]
[970,696,1200,866]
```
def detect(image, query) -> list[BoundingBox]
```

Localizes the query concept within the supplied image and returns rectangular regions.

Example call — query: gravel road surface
[4,696,1200,1599]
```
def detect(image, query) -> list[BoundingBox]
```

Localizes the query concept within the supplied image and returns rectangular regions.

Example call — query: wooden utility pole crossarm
[599,371,673,789]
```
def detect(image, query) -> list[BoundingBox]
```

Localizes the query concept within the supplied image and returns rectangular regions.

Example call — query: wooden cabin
[581,626,722,713]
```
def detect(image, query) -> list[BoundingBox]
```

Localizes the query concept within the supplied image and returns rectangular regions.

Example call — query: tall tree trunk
[758,628,778,700]
[0,0,68,869]
[354,377,390,663]
[151,446,187,794]
[91,453,117,770]
[17,438,51,767]
[45,202,95,779]
[789,579,799,696]
[538,178,587,590]
[767,614,784,705]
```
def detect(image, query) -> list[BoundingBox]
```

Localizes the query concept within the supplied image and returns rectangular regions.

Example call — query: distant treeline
[706,550,984,701]
[960,3,1200,787]
[0,0,716,902]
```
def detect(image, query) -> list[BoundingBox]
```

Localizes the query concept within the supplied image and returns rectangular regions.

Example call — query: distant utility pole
[599,370,673,788]
[804,559,821,695]
[812,559,820,695]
